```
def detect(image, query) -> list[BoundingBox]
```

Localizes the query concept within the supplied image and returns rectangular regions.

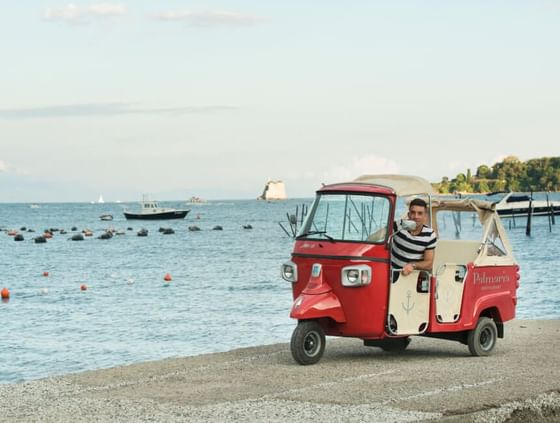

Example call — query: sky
[1,1,559,202]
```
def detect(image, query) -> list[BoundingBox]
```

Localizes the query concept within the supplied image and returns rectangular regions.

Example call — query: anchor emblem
[401,290,415,315]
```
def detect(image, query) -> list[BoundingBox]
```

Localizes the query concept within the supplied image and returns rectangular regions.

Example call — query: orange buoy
[164,273,172,282]
[80,284,88,291]
[43,271,49,277]
[1,288,10,299]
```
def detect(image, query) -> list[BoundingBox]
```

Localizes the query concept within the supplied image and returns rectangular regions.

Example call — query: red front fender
[290,292,346,323]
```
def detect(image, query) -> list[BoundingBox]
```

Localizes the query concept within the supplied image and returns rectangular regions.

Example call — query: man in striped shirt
[391,198,437,279]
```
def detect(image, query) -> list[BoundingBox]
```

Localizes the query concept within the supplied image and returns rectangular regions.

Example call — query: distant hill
[435,156,560,193]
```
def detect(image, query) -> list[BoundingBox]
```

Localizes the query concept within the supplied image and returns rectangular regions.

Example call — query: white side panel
[435,264,466,323]
[388,271,430,335]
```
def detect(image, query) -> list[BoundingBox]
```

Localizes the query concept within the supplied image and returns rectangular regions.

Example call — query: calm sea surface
[1,196,559,383]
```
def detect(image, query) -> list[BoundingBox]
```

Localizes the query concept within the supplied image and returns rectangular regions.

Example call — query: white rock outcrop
[258,180,287,200]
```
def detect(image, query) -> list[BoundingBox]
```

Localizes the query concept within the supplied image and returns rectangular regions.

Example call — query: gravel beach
[1,319,559,422]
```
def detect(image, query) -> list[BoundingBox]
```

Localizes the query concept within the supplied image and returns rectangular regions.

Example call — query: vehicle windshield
[297,193,391,243]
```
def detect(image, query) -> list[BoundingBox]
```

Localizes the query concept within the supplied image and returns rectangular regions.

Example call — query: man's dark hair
[409,198,428,210]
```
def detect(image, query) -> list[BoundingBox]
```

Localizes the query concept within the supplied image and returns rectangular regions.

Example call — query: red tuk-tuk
[282,175,520,365]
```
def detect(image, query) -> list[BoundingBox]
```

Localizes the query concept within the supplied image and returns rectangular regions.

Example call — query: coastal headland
[1,319,559,422]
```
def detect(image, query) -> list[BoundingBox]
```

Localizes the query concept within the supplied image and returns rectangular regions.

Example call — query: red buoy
[80,284,88,291]
[164,273,172,282]
[1,288,10,299]
[43,271,49,277]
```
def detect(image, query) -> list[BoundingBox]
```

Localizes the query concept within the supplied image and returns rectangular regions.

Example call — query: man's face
[408,205,427,228]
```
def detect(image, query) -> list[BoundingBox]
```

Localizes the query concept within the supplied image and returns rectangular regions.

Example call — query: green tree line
[436,156,560,194]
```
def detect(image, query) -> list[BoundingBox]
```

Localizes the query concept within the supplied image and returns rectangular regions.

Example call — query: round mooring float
[1,288,10,299]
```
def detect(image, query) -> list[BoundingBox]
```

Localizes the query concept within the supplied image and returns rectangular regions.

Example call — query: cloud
[152,10,265,27]
[87,3,126,16]
[0,103,238,119]
[321,155,400,185]
[44,3,126,24]
[0,160,7,172]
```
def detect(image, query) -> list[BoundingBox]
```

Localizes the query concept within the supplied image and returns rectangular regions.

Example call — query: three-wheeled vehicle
[281,175,520,365]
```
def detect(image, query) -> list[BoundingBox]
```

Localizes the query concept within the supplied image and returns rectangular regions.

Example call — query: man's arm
[401,249,435,276]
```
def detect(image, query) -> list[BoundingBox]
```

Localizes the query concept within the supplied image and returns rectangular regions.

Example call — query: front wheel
[467,317,498,356]
[290,320,326,365]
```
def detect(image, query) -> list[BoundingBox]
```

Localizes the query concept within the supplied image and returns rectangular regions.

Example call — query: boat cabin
[143,201,160,211]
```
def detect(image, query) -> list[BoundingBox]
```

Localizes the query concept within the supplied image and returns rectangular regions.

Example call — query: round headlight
[281,261,298,282]
[347,269,359,283]
[341,265,372,287]
[283,265,294,280]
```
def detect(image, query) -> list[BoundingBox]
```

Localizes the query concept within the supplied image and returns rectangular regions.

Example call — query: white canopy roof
[353,174,436,196]
[431,198,496,212]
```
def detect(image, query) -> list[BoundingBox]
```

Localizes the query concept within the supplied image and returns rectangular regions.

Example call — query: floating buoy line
[0,220,256,303]
[1,223,255,243]
[1,271,180,304]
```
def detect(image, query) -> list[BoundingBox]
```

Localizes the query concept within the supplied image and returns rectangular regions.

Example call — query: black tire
[380,337,411,352]
[467,317,498,356]
[290,320,326,365]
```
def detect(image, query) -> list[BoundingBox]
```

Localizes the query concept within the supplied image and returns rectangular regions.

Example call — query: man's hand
[402,263,415,276]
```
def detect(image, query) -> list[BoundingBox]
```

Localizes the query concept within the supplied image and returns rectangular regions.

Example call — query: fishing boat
[491,192,560,218]
[187,196,207,204]
[100,214,113,221]
[123,197,190,220]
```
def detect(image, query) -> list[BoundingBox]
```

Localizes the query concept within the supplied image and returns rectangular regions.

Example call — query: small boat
[491,192,560,218]
[124,197,190,220]
[100,214,113,221]
[187,196,207,204]
[29,204,41,209]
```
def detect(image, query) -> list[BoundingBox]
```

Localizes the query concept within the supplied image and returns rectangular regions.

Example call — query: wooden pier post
[525,192,533,236]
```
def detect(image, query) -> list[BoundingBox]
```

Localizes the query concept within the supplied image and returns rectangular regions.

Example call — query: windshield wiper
[296,231,335,242]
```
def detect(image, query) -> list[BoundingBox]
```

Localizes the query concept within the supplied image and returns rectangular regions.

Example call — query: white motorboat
[491,192,560,218]
[124,196,190,220]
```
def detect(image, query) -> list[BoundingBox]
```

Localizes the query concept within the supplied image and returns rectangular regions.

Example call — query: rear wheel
[290,320,326,365]
[467,317,497,356]
[380,337,411,352]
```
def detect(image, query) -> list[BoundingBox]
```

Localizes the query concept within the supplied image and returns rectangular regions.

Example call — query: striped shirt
[391,225,437,270]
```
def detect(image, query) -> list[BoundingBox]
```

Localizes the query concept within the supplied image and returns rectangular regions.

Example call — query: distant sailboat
[98,195,105,204]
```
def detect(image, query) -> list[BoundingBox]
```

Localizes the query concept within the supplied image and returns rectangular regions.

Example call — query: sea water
[0,198,558,383]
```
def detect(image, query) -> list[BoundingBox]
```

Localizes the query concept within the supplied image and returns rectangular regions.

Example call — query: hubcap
[480,327,494,351]
[303,331,321,357]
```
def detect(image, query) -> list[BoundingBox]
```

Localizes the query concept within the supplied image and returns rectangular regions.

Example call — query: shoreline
[1,319,559,422]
